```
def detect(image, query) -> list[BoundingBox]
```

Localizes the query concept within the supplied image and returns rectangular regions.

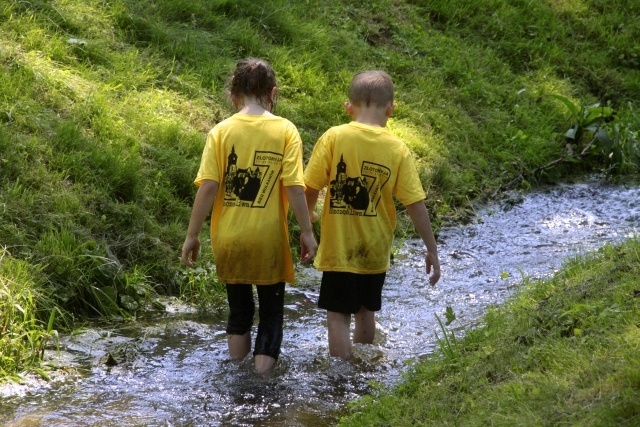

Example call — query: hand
[299,230,318,264]
[181,235,201,268]
[426,252,440,286]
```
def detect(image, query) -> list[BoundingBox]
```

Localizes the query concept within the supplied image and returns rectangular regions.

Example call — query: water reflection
[1,180,639,426]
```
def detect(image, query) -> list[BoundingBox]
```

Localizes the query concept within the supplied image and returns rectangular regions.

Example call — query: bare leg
[254,355,276,373]
[228,332,251,359]
[353,306,375,344]
[327,311,352,359]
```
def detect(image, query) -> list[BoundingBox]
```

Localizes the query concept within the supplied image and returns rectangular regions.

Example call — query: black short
[318,271,386,314]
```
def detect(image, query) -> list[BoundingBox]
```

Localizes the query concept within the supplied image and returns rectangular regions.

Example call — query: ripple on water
[1,180,639,426]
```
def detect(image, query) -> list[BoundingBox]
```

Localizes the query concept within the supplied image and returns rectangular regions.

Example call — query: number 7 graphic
[360,161,391,217]
[251,151,283,208]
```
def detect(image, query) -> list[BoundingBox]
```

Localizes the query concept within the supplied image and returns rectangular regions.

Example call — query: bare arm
[305,187,320,223]
[285,185,318,263]
[181,179,219,268]
[405,200,441,286]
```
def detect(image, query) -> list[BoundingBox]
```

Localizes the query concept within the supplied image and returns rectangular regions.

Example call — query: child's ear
[270,86,279,101]
[343,101,354,116]
[230,93,242,110]
[385,102,396,117]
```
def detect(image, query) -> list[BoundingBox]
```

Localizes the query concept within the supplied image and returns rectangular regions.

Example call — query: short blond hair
[348,71,394,107]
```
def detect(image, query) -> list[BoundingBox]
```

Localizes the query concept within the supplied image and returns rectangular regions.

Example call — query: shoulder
[278,116,297,126]
[281,117,300,133]
[394,137,413,154]
[332,123,353,133]
[277,118,302,145]
[265,114,295,126]
[209,115,236,133]
[318,124,346,140]
[264,115,298,134]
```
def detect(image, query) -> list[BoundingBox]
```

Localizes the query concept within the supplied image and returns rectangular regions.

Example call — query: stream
[1,180,639,426]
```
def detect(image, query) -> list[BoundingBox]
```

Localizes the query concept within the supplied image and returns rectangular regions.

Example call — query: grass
[0,0,638,379]
[340,238,640,426]
[0,248,57,381]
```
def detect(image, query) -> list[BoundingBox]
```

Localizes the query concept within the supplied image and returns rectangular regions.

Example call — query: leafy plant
[601,102,640,175]
[549,94,639,175]
[550,94,615,144]
[435,307,459,361]
[174,239,226,313]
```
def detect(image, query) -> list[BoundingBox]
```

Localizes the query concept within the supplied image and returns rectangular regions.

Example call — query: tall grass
[0,248,57,381]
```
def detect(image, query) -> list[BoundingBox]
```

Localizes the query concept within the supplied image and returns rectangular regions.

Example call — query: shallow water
[1,180,639,427]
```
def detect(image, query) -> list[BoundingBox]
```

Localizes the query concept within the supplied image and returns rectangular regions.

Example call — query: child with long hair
[181,58,317,373]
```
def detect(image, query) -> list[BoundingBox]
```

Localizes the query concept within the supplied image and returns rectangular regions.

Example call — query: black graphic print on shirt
[223,146,282,208]
[328,154,390,216]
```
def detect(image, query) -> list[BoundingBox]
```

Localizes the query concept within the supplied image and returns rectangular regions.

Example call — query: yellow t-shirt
[195,113,305,284]
[304,121,426,274]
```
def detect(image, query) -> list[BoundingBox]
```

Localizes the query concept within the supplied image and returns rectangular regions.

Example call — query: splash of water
[1,180,638,426]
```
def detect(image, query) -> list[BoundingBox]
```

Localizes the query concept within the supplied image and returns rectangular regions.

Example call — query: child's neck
[347,103,390,127]
[352,113,388,127]
[237,96,274,116]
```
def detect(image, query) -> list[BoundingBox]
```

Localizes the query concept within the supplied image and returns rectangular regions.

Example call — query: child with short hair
[181,58,317,373]
[304,70,440,359]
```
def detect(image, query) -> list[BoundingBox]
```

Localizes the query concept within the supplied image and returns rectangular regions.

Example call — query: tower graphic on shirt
[328,154,391,217]
[223,145,282,208]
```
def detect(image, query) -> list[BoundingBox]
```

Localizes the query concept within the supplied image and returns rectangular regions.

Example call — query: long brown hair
[229,58,278,112]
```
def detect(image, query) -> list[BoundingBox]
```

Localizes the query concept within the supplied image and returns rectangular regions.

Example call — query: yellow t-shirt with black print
[195,113,305,284]
[304,121,426,274]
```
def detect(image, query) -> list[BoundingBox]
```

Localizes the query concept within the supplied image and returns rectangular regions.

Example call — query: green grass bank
[0,0,639,380]
[340,238,640,426]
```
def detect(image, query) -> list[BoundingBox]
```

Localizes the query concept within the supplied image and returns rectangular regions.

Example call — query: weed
[175,254,226,313]
[0,248,57,380]
[434,308,459,361]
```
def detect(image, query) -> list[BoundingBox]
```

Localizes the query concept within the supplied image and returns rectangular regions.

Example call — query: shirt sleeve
[303,129,334,190]
[393,147,426,205]
[194,129,221,186]
[281,121,305,187]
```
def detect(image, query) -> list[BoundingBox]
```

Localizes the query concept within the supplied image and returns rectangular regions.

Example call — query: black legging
[225,282,285,359]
